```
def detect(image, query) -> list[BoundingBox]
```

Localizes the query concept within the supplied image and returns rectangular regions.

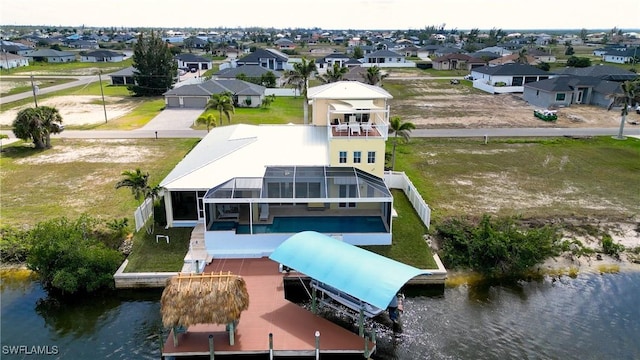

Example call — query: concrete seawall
[113,259,177,289]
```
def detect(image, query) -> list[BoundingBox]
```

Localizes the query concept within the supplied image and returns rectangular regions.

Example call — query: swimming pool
[235,216,387,234]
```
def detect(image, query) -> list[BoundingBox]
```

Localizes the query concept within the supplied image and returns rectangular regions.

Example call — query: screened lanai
[202,166,393,235]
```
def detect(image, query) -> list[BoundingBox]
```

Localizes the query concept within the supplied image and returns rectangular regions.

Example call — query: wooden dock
[162,258,373,358]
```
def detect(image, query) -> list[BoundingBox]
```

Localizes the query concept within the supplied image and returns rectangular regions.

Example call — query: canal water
[2,269,639,360]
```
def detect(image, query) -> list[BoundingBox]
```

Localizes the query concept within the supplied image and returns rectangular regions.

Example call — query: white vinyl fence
[265,88,300,97]
[134,198,154,232]
[384,171,431,228]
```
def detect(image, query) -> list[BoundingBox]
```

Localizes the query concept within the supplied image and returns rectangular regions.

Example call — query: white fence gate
[134,198,154,232]
[384,171,431,228]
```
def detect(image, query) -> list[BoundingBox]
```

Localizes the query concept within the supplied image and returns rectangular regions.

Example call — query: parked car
[52,123,64,132]
[464,74,475,80]
[636,105,640,114]
[190,67,197,73]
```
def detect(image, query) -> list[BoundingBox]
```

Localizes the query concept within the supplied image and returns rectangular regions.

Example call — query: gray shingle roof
[237,48,288,64]
[176,53,210,62]
[473,63,550,76]
[27,49,75,57]
[164,79,266,96]
[83,50,124,57]
[553,65,638,81]
[365,49,403,58]
[215,65,282,78]
[524,75,621,94]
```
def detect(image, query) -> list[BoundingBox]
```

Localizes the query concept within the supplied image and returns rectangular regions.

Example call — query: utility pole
[98,71,108,123]
[30,74,38,107]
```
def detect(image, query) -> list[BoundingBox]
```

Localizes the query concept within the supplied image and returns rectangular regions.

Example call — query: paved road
[0,75,99,105]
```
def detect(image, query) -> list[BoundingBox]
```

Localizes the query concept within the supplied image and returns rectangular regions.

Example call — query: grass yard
[391,136,640,222]
[91,97,166,130]
[0,138,200,226]
[364,189,437,269]
[124,227,193,272]
[196,96,304,128]
[9,58,133,76]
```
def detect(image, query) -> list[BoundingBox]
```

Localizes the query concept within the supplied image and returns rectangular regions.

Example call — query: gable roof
[175,53,210,62]
[524,76,607,92]
[237,48,288,64]
[307,81,392,100]
[83,50,124,57]
[365,49,403,58]
[553,65,638,82]
[215,65,282,78]
[27,49,75,57]
[109,66,135,77]
[473,63,550,76]
[432,53,485,63]
[164,79,266,97]
[160,124,329,190]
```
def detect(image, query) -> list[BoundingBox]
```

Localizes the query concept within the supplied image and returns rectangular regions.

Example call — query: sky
[2,0,639,31]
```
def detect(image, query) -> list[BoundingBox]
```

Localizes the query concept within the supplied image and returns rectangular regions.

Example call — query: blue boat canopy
[269,231,431,310]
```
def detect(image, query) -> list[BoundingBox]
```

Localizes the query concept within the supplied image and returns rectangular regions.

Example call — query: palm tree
[608,79,640,140]
[116,168,160,233]
[12,106,63,149]
[285,57,316,124]
[319,63,348,83]
[115,168,150,203]
[206,92,235,126]
[362,66,387,86]
[196,113,217,132]
[388,116,416,171]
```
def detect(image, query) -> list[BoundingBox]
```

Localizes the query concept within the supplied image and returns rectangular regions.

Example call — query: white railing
[384,171,431,228]
[134,198,154,232]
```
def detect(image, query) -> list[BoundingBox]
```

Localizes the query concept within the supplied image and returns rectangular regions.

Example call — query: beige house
[0,52,29,69]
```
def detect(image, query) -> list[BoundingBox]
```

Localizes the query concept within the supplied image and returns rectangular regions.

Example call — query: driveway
[137,108,204,131]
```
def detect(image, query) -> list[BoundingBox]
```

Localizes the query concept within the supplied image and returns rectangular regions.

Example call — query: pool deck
[161,258,374,358]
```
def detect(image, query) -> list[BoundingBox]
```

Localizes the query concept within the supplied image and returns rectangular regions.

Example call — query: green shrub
[0,225,30,263]
[436,215,560,277]
[601,234,624,258]
[26,215,124,294]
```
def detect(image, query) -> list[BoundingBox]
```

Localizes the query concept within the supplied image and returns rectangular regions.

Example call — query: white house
[0,52,29,69]
[80,50,125,62]
[159,81,396,259]
[471,63,552,94]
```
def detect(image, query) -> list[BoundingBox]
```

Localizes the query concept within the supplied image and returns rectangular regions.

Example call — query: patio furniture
[349,122,361,135]
[336,120,348,133]
[361,122,373,134]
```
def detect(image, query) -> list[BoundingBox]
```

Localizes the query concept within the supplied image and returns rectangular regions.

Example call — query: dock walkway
[162,258,373,358]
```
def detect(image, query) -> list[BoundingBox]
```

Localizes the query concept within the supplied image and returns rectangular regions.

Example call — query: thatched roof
[161,272,249,328]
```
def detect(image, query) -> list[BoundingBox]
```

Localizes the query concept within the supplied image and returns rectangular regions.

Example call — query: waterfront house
[159,81,394,258]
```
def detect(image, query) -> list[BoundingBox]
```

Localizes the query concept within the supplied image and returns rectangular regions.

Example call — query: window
[339,151,347,163]
[353,151,361,163]
[556,93,566,101]
[367,151,376,164]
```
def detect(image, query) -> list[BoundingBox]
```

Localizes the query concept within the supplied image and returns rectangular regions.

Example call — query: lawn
[0,138,200,226]
[391,136,640,222]
[9,58,133,76]
[124,227,193,272]
[92,97,166,130]
[196,96,304,127]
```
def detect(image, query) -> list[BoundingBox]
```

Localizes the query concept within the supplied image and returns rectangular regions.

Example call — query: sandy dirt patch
[14,139,154,165]
[389,79,640,129]
[0,95,139,126]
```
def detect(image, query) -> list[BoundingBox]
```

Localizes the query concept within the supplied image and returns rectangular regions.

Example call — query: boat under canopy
[269,231,431,312]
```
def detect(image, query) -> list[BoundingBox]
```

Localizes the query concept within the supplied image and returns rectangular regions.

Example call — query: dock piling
[208,334,214,360]
[269,333,274,360]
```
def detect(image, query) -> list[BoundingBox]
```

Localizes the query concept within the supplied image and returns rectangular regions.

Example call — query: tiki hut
[161,272,250,328]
